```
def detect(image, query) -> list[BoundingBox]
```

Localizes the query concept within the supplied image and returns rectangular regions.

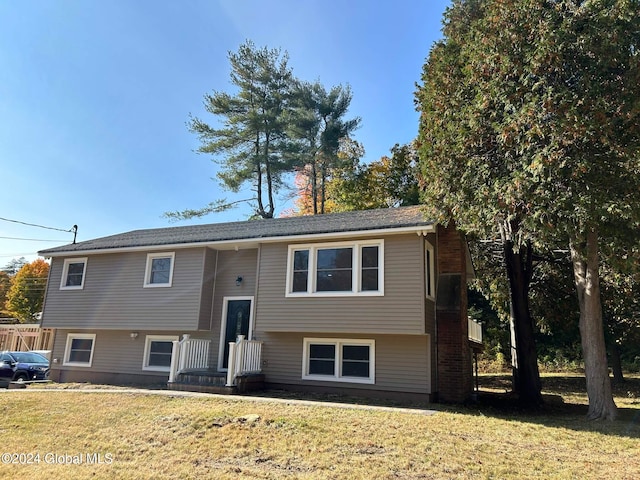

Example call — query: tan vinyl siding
[255,234,426,334]
[259,332,431,394]
[208,248,258,369]
[42,249,207,331]
[197,248,218,330]
[50,329,208,378]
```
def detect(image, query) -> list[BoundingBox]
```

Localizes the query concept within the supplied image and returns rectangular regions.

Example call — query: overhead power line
[0,217,78,243]
[0,216,75,233]
[0,236,71,242]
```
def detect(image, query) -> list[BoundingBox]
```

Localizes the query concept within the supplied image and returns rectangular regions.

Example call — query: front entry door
[220,298,252,369]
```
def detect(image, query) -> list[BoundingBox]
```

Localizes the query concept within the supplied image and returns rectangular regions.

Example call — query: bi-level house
[39,206,480,403]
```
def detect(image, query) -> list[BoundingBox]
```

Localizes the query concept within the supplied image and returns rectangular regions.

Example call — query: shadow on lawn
[36,375,639,438]
[250,374,640,439]
[457,374,640,439]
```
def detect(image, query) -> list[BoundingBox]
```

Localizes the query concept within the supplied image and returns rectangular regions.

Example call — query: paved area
[4,386,438,415]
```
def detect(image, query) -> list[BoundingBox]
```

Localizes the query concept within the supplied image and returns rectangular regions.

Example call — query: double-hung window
[287,240,383,296]
[63,333,96,367]
[60,258,88,290]
[302,338,375,384]
[144,252,175,287]
[143,335,178,371]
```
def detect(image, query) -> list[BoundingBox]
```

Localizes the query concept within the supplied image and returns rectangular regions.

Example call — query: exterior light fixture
[235,276,243,286]
[130,332,139,339]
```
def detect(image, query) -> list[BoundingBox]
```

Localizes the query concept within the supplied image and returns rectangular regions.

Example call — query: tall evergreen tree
[166,41,296,220]
[417,0,640,419]
[289,81,360,214]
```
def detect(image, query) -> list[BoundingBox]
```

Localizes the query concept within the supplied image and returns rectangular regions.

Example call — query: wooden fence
[0,324,55,352]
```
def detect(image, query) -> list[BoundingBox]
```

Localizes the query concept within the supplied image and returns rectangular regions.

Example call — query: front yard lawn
[1,374,638,479]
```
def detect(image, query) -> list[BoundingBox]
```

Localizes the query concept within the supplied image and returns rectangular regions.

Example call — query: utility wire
[0,236,70,242]
[0,216,75,233]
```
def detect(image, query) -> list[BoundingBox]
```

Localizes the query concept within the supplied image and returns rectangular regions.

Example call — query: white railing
[468,317,483,344]
[226,335,263,387]
[168,334,211,383]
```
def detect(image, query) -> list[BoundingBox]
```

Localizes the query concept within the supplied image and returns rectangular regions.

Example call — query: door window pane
[222,300,252,369]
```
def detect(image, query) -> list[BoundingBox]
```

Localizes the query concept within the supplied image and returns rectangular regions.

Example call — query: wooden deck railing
[226,335,263,387]
[468,317,483,344]
[0,324,54,353]
[168,335,210,383]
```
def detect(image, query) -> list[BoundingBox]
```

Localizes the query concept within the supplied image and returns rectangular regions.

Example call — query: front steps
[167,370,265,395]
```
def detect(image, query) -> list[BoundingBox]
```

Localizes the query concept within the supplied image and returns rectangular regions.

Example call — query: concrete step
[175,371,227,386]
[168,373,265,395]
[167,382,236,395]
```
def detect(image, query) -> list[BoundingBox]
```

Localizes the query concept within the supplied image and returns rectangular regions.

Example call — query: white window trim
[425,240,435,300]
[302,338,375,384]
[142,335,179,372]
[286,240,384,297]
[63,333,96,367]
[143,252,175,288]
[59,257,88,290]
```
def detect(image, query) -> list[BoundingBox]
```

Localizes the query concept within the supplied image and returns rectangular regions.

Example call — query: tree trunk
[264,134,274,218]
[320,157,327,214]
[311,161,318,215]
[503,239,543,405]
[255,134,266,218]
[570,229,617,420]
[609,342,625,385]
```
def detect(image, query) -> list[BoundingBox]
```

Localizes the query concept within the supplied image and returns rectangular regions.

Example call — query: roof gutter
[39,224,437,258]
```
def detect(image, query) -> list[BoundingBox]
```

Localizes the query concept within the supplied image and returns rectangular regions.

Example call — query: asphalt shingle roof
[39,206,434,255]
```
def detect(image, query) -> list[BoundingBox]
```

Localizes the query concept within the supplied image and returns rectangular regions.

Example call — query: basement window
[302,338,375,384]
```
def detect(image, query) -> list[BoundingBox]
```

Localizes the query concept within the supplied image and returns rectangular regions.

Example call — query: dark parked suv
[0,351,50,386]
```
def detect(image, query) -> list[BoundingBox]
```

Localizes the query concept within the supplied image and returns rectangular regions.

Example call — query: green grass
[0,374,638,479]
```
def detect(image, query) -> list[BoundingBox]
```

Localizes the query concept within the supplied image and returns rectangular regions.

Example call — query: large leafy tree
[0,271,11,317]
[285,137,365,216]
[417,0,544,406]
[289,81,361,214]
[166,41,296,220]
[326,142,422,213]
[417,0,640,419]
[5,259,49,323]
[601,252,640,383]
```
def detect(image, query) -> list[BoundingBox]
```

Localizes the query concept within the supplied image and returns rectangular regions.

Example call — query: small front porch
[167,334,264,394]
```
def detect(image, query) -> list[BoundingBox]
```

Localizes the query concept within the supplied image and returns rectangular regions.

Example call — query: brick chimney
[435,225,473,403]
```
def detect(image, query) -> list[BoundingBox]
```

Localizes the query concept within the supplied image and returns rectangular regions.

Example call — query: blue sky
[0,0,449,264]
